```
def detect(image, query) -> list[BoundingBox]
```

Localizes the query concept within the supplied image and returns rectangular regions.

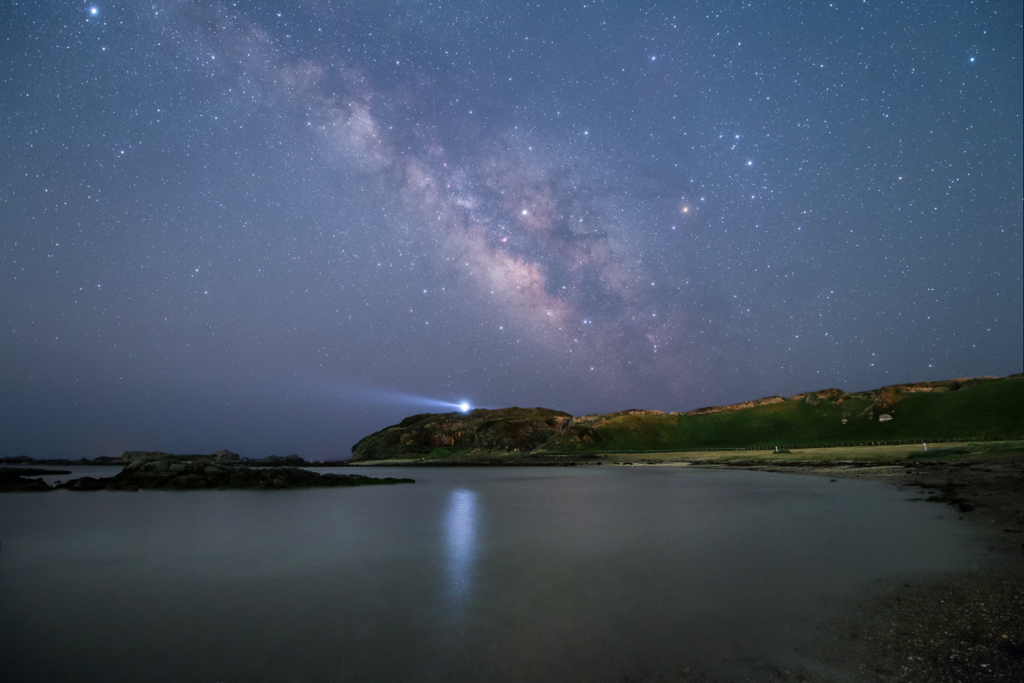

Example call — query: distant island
[0,451,413,493]
[0,450,345,469]
[350,373,1024,462]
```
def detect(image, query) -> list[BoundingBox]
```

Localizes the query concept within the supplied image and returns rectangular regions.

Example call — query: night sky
[2,1,1021,460]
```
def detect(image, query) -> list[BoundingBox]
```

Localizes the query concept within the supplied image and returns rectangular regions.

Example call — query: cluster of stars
[0,0,1018,459]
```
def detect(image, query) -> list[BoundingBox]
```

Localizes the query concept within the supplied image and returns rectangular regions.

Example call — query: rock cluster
[351,407,572,460]
[59,455,412,491]
[0,467,60,492]
[685,395,788,417]
[0,454,413,492]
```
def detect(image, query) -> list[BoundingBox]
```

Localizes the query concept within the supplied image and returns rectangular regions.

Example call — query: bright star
[89,6,98,15]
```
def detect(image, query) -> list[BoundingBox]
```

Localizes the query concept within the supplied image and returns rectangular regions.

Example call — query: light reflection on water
[444,489,478,603]
[0,466,992,682]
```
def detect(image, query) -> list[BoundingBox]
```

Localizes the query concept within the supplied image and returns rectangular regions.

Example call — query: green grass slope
[544,376,1024,452]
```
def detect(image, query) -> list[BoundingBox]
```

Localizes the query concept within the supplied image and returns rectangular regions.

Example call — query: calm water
[0,466,987,682]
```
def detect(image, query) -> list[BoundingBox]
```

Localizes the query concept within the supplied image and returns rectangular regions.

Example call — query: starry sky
[2,1,1021,460]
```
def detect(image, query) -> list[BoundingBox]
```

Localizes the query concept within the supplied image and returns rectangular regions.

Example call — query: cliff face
[350,407,572,461]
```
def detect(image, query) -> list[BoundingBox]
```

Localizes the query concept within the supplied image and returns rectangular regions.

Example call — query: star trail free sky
[2,1,1021,459]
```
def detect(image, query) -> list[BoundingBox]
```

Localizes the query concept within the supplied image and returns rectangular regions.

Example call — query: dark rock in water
[0,467,71,477]
[0,452,412,492]
[60,476,108,491]
[49,453,413,491]
[0,469,53,492]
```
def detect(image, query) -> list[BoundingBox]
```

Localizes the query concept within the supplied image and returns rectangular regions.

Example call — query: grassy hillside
[542,376,1024,452]
[351,375,1023,459]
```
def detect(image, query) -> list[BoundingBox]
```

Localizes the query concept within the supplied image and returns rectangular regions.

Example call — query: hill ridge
[350,373,1024,460]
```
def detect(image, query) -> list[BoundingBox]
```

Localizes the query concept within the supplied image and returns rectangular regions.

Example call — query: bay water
[0,466,987,681]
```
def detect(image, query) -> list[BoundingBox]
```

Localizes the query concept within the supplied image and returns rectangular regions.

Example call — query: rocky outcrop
[686,395,787,416]
[793,388,846,406]
[0,453,414,492]
[0,467,62,492]
[682,378,1004,422]
[350,407,573,461]
[56,464,412,491]
[846,376,1000,403]
[89,454,412,489]
[860,385,900,419]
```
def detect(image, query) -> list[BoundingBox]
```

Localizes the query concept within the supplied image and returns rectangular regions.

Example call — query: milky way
[2,1,1021,458]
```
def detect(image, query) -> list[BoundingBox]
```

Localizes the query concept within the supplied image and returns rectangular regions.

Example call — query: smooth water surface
[0,466,987,682]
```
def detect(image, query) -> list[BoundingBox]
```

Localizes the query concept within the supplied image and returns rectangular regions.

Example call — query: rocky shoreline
[679,455,1024,683]
[811,457,1023,683]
